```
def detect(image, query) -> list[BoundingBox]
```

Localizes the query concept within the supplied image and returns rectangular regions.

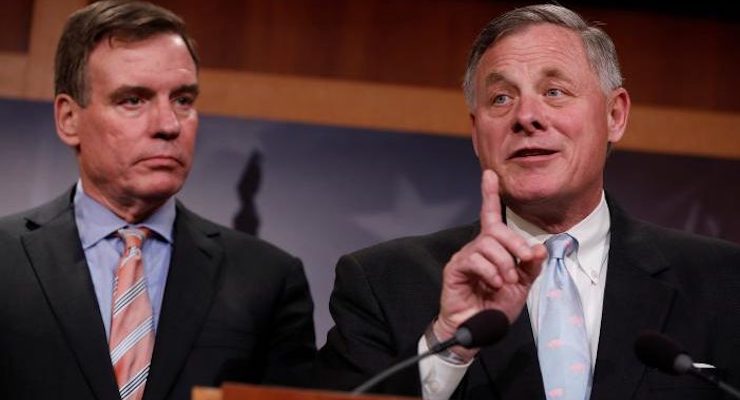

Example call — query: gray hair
[462,4,622,110]
[55,0,199,107]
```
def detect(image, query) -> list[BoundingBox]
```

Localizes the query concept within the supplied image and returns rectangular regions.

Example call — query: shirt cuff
[418,334,472,400]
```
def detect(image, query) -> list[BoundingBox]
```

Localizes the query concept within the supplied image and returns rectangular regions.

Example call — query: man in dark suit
[0,1,315,399]
[318,4,740,399]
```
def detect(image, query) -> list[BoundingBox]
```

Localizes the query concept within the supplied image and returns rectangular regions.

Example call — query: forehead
[86,33,197,88]
[476,23,595,84]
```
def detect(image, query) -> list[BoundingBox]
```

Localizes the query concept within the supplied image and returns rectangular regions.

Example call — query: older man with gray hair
[318,4,740,400]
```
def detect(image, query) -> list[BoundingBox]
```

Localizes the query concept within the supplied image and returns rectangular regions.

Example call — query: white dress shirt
[419,192,611,400]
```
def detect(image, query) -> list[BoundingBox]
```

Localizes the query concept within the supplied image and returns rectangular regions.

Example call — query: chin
[501,175,561,204]
[134,178,185,201]
[504,190,557,207]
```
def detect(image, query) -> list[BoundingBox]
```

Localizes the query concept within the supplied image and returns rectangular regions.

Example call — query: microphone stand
[351,337,458,395]
[688,368,740,400]
[351,310,508,396]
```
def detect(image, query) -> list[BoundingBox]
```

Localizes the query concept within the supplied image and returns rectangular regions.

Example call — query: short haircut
[54,0,199,106]
[462,4,622,110]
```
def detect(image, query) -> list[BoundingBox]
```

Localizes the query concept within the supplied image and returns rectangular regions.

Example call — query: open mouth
[509,148,557,159]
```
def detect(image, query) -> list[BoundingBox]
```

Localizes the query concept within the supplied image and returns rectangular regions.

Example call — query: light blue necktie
[538,233,591,400]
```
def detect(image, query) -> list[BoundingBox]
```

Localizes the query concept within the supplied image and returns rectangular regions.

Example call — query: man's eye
[492,94,510,105]
[545,88,563,97]
[120,96,142,106]
[174,96,194,106]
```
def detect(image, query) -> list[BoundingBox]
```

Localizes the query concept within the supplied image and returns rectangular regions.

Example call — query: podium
[193,383,419,400]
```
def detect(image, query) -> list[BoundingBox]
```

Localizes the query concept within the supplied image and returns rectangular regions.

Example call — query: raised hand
[433,169,547,361]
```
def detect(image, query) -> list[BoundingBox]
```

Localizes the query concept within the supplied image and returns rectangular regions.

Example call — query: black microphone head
[634,331,691,375]
[455,309,509,348]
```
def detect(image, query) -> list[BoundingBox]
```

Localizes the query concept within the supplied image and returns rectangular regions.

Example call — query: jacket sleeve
[316,253,424,396]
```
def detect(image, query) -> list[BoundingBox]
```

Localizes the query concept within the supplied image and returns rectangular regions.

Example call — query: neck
[80,182,166,224]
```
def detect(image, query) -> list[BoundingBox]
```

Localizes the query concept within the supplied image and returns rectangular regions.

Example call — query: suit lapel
[144,205,223,400]
[477,308,545,398]
[590,203,675,400]
[21,192,120,400]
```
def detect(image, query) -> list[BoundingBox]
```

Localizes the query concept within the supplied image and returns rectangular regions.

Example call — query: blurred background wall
[1,0,738,344]
[2,0,739,155]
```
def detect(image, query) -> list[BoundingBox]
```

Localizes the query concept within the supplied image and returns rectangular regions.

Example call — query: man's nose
[512,94,547,134]
[151,99,181,139]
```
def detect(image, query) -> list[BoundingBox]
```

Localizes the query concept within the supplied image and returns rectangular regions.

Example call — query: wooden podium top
[193,383,419,400]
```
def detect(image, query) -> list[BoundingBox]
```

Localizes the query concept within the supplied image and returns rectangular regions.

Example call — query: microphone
[351,309,509,395]
[634,331,740,399]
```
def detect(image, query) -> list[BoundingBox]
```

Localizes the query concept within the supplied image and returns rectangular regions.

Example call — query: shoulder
[175,204,303,273]
[327,225,477,341]
[0,211,30,237]
[342,223,478,276]
[608,197,740,266]
[621,216,740,265]
[613,213,740,306]
[0,192,73,238]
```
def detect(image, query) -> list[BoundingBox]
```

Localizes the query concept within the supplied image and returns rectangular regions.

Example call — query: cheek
[557,109,607,151]
[80,112,125,145]
[474,117,508,164]
[180,123,198,159]
[474,134,498,168]
[79,124,116,162]
[569,131,610,173]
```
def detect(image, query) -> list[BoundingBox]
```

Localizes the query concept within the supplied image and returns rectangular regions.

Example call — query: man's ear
[54,94,81,148]
[606,87,630,144]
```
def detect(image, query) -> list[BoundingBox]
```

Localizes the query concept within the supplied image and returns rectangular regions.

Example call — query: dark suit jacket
[0,190,316,400]
[317,201,740,399]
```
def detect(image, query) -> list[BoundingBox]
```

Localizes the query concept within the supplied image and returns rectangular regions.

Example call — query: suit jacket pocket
[194,319,257,351]
[188,321,265,383]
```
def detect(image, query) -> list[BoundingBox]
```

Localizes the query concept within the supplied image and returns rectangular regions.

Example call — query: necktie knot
[118,227,150,252]
[545,233,577,260]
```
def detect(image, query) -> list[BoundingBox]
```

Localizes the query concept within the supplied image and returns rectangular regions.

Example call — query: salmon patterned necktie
[109,227,154,400]
[537,233,591,400]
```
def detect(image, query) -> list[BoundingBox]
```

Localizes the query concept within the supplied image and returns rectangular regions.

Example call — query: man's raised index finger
[480,169,503,234]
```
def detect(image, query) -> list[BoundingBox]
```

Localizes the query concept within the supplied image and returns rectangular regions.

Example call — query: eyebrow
[108,85,154,102]
[483,68,574,89]
[172,84,200,98]
[484,72,510,88]
[108,83,200,102]
[542,68,574,85]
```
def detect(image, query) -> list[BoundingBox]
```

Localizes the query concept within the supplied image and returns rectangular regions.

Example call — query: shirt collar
[73,180,176,249]
[506,191,610,282]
